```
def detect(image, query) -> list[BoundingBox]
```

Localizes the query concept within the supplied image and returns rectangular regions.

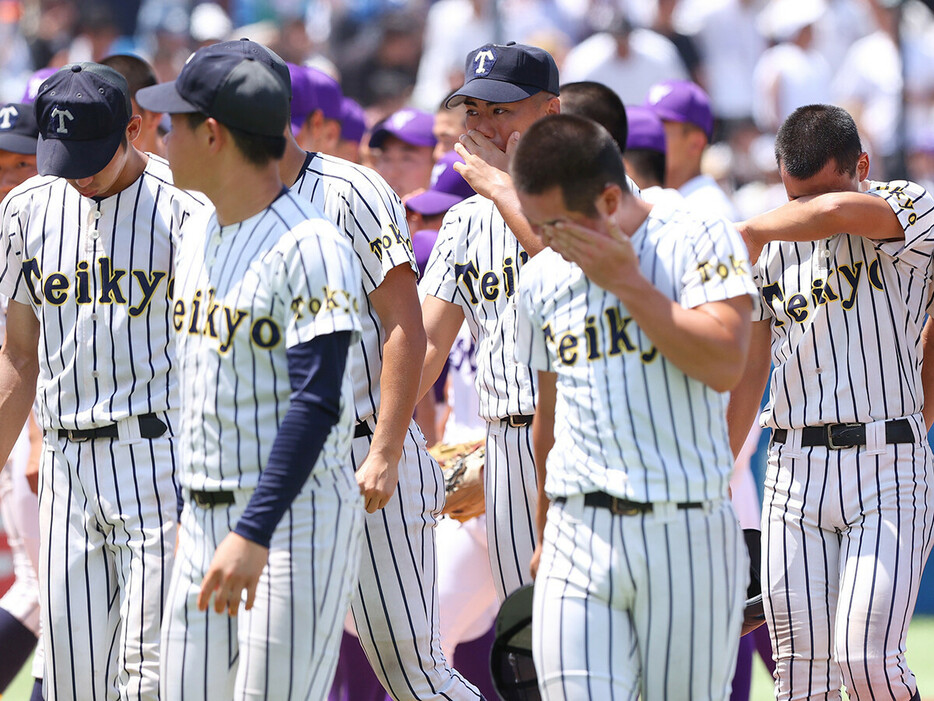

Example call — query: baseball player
[419,41,560,603]
[0,101,42,694]
[188,39,481,699]
[0,63,206,700]
[136,46,366,699]
[514,113,753,699]
[731,104,934,701]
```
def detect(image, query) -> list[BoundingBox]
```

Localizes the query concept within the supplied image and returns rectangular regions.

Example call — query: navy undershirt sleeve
[233,330,353,547]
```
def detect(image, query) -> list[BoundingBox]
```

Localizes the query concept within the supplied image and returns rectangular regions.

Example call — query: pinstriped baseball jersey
[0,155,206,431]
[421,194,535,421]
[516,202,757,503]
[172,190,362,493]
[755,179,934,429]
[289,151,416,422]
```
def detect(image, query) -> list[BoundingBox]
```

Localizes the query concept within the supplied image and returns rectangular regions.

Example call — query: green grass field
[749,615,934,700]
[6,616,933,699]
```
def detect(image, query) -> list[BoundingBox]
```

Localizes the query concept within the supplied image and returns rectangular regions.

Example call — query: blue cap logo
[0,104,19,130]
[50,107,74,135]
[473,48,496,75]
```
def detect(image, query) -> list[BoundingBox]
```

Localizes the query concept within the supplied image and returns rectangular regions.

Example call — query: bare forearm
[490,183,544,257]
[0,349,38,467]
[740,192,903,250]
[372,323,426,462]
[610,273,752,392]
[922,317,934,430]
[726,321,771,458]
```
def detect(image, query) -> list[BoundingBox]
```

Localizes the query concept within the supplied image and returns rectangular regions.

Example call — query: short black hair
[512,114,629,217]
[775,104,862,179]
[100,54,157,99]
[185,112,285,166]
[624,148,666,188]
[558,81,628,153]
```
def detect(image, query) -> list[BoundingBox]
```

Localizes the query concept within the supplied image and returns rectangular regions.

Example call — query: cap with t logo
[0,102,40,155]
[35,63,132,179]
[445,42,559,109]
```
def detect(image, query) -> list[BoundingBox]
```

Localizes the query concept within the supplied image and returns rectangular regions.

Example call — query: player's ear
[595,183,623,218]
[203,117,225,153]
[125,114,143,144]
[856,152,870,182]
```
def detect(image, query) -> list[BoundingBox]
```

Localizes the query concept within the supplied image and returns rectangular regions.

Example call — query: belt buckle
[827,422,861,450]
[191,491,209,508]
[66,430,88,443]
[609,496,642,517]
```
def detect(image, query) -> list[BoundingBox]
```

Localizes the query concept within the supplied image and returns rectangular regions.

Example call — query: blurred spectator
[832,0,934,179]
[335,96,367,163]
[337,8,423,111]
[561,11,688,104]
[651,0,702,84]
[50,1,118,64]
[752,0,831,134]
[189,2,232,48]
[687,0,765,137]
[432,98,464,162]
[100,53,164,156]
[289,62,344,155]
[369,107,436,199]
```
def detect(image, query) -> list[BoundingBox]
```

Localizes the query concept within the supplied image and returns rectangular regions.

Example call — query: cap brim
[37,129,124,179]
[0,133,38,155]
[406,191,464,216]
[445,79,541,108]
[135,81,199,115]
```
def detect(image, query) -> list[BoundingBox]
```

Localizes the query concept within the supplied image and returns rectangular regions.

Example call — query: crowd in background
[2,0,934,209]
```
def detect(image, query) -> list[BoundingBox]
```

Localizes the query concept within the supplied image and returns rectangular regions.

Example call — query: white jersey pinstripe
[421,194,535,421]
[289,152,482,699]
[172,190,362,492]
[0,155,205,431]
[0,154,207,701]
[755,179,934,429]
[289,151,417,421]
[516,201,757,503]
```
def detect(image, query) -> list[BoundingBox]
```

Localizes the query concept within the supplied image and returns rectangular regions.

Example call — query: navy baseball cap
[406,151,474,216]
[35,63,132,179]
[0,103,40,155]
[445,42,559,109]
[199,39,292,100]
[136,47,289,138]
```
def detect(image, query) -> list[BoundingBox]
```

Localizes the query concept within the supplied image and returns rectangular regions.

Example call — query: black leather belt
[555,491,705,516]
[57,413,167,442]
[505,414,534,428]
[189,489,236,508]
[772,419,914,450]
[354,422,372,438]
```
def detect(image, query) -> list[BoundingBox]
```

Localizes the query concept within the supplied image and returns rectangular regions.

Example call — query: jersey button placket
[81,202,103,396]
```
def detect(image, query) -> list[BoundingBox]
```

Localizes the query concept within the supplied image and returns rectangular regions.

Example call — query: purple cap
[288,63,343,134]
[406,150,474,216]
[645,80,713,141]
[625,105,666,153]
[412,229,439,280]
[369,108,436,150]
[22,67,58,105]
[339,96,366,143]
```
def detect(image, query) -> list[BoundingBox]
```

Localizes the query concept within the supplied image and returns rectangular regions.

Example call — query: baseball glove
[742,528,766,636]
[430,440,485,522]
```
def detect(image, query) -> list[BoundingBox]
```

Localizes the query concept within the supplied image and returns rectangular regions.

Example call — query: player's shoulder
[439,194,495,231]
[139,154,211,211]
[301,151,399,201]
[520,248,569,293]
[272,190,350,246]
[865,178,931,203]
[1,173,61,216]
